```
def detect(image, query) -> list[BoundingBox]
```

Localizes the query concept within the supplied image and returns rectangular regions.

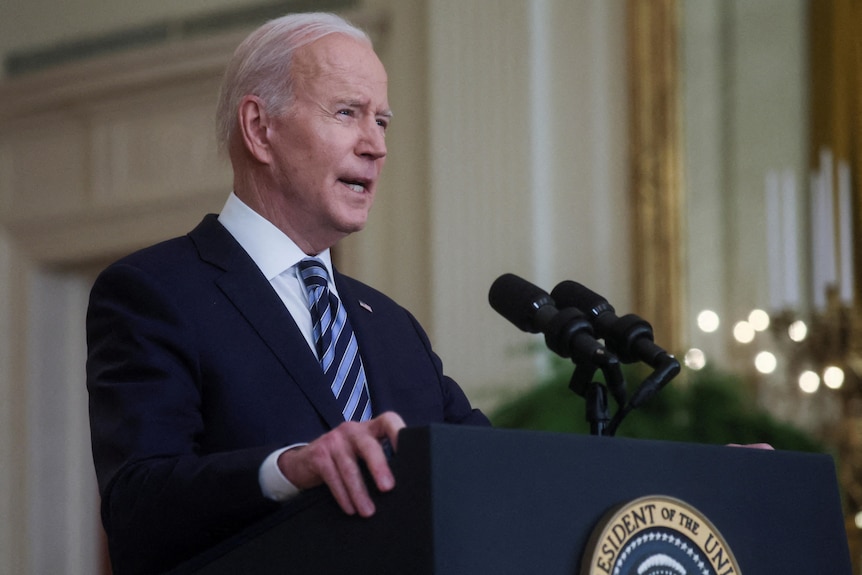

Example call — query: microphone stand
[567,352,680,436]
[585,382,609,436]
[568,361,624,437]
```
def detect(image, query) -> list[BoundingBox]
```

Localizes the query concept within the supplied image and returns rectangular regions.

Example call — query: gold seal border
[581,495,741,575]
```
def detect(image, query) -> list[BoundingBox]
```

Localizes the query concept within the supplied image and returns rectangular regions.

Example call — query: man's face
[266,33,391,254]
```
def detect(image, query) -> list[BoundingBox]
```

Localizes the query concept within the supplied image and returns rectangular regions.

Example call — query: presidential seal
[581,495,741,575]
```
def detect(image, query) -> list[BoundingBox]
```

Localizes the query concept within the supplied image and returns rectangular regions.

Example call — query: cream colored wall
[425,0,629,406]
[0,1,630,572]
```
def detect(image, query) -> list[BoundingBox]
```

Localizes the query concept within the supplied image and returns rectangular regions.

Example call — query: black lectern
[175,425,852,574]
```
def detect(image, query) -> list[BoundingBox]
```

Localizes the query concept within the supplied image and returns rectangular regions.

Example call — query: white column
[26,268,101,575]
[0,235,35,573]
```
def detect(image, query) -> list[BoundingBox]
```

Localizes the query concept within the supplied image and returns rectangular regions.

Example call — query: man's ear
[237,95,273,164]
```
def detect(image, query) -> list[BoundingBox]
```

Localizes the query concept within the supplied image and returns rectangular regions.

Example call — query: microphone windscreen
[488,273,553,333]
[551,281,610,317]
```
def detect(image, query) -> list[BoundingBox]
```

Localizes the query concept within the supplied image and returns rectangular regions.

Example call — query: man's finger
[368,411,406,451]
[351,430,395,493]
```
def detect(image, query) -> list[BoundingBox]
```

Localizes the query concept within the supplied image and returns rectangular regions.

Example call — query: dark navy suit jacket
[86,215,489,574]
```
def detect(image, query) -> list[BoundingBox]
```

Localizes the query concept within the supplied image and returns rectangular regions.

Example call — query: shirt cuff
[259,444,306,501]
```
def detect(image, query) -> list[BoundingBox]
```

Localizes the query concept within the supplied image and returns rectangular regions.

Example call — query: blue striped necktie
[298,258,372,422]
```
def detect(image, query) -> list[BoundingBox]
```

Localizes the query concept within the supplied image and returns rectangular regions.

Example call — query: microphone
[488,274,616,367]
[550,280,680,409]
[550,280,669,366]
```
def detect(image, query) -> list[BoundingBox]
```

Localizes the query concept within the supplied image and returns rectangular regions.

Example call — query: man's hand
[277,411,406,517]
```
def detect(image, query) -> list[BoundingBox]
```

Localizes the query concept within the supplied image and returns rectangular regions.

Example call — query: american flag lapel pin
[359,300,373,313]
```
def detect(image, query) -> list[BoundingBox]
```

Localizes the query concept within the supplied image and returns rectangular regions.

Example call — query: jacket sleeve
[87,261,279,574]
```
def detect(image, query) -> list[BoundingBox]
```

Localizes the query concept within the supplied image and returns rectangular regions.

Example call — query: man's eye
[376,119,389,130]
[338,109,354,117]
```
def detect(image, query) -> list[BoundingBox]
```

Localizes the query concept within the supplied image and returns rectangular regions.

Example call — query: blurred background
[0,0,859,572]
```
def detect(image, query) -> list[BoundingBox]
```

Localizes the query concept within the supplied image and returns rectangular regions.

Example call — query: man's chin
[341,209,372,233]
[331,218,369,242]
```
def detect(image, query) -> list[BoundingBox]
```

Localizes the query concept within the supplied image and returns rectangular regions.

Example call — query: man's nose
[358,119,387,160]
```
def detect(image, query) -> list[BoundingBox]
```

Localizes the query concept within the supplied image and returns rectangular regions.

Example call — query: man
[87,12,489,574]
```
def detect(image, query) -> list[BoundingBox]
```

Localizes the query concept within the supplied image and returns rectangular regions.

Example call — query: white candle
[765,170,784,311]
[781,169,800,308]
[810,169,826,311]
[838,160,854,305]
[820,148,837,292]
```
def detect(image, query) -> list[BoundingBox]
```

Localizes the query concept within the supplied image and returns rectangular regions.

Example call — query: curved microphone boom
[550,280,680,412]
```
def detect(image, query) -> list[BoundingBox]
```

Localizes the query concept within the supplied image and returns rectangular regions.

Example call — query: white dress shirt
[217,192,337,501]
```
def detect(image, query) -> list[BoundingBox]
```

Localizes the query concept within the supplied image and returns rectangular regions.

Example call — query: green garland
[490,357,824,453]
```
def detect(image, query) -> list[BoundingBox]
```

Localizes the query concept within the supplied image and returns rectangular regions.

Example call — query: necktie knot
[298,258,329,292]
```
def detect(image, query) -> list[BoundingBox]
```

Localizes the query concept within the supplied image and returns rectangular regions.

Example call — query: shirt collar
[217,192,334,281]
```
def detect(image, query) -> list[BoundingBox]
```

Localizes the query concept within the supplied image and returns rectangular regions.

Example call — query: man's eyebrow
[337,98,393,118]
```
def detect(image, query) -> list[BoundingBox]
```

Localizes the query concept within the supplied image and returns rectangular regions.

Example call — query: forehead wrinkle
[295,56,384,95]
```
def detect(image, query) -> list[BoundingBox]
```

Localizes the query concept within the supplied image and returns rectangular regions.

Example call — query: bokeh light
[823,366,845,390]
[684,348,706,370]
[799,370,820,394]
[748,309,770,331]
[788,320,808,342]
[697,310,720,333]
[733,321,756,344]
[754,351,777,374]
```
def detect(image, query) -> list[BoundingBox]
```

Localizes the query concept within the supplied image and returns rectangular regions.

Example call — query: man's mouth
[340,179,369,193]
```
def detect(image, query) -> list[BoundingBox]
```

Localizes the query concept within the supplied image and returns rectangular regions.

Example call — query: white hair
[215,12,371,152]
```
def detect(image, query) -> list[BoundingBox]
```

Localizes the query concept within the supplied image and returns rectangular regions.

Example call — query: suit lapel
[334,273,396,416]
[189,215,345,429]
